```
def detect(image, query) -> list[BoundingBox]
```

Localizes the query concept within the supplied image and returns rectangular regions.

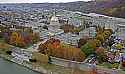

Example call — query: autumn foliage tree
[93,39,101,47]
[104,28,113,34]
[9,31,26,47]
[60,24,81,34]
[38,38,86,62]
[96,27,113,43]
[80,27,113,57]
[88,39,97,49]
[78,36,90,48]
[95,47,107,63]
[30,32,40,44]
[96,26,104,34]
[96,34,105,43]
[103,30,112,39]
[8,30,40,48]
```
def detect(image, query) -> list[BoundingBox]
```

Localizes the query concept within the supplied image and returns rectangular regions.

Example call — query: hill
[1,0,125,18]
[95,0,125,18]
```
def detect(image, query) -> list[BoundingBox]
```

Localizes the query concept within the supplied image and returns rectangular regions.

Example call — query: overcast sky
[0,0,92,3]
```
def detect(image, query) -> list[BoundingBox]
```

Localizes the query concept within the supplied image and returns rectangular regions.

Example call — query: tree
[73,28,81,34]
[108,36,115,47]
[49,42,86,62]
[9,31,27,47]
[78,36,90,48]
[24,27,33,33]
[104,29,113,34]
[96,47,107,63]
[96,26,104,34]
[60,24,82,34]
[96,34,105,43]
[87,39,97,49]
[93,39,101,47]
[95,47,105,54]
[38,38,86,62]
[122,61,125,68]
[115,43,123,50]
[81,42,95,57]
[23,35,32,44]
[32,52,48,63]
[103,30,111,39]
[31,32,40,44]
[9,31,19,45]
[8,29,40,48]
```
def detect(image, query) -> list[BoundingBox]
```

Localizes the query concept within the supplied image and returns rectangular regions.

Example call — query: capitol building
[49,14,61,30]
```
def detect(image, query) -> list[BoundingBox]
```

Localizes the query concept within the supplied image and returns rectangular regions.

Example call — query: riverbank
[0,41,125,74]
[1,52,125,74]
[0,51,88,74]
[0,54,45,74]
[0,42,88,74]
[0,58,39,74]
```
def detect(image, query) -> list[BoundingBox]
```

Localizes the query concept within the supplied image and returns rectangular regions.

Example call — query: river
[0,58,40,74]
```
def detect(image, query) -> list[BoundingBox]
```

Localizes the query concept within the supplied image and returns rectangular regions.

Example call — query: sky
[0,0,92,3]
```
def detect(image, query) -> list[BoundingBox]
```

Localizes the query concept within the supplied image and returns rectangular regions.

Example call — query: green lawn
[98,62,112,69]
[31,61,89,74]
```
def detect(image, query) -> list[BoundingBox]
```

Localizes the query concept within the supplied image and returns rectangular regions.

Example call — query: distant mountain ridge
[64,0,125,18]
[27,0,125,18]
[1,0,125,18]
[0,1,94,13]
[95,0,125,18]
